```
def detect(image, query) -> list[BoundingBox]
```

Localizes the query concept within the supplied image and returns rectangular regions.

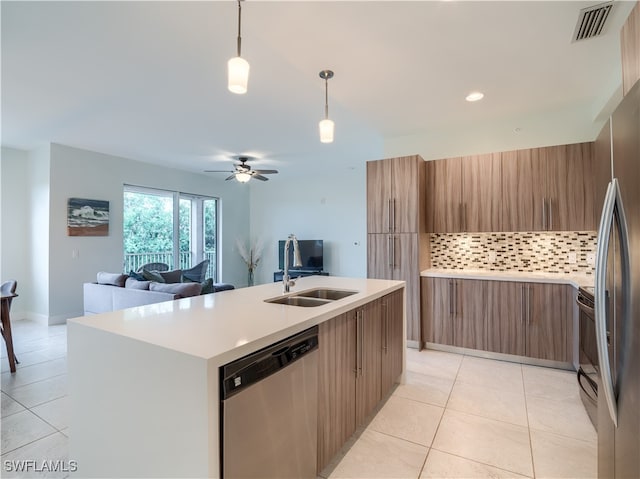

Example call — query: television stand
[273,270,329,282]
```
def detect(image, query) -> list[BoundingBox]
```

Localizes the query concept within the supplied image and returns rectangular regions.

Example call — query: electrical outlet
[72,249,79,259]
[587,252,596,265]
[567,252,577,264]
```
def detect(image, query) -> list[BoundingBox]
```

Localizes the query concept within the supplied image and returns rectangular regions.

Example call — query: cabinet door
[526,283,573,362]
[367,234,392,280]
[381,289,404,395]
[546,142,596,231]
[421,277,454,345]
[391,156,423,233]
[485,281,526,356]
[501,148,546,231]
[317,311,357,472]
[594,119,612,223]
[462,153,502,232]
[366,160,393,233]
[356,300,383,426]
[392,233,420,342]
[454,279,486,350]
[426,157,462,233]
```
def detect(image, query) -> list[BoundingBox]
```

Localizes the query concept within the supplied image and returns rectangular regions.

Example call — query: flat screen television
[278,239,323,271]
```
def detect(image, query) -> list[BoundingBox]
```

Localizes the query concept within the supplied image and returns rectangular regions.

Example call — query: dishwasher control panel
[220,326,319,400]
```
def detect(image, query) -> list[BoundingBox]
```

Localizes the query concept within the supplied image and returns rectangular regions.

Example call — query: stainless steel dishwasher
[220,326,318,479]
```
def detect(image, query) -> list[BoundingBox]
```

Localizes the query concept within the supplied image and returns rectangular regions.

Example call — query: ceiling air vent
[572,1,614,42]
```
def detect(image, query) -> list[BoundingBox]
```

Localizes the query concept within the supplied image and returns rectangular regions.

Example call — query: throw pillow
[125,277,151,290]
[142,268,165,283]
[159,269,183,284]
[97,272,128,287]
[149,282,201,298]
[200,278,214,295]
[128,270,146,281]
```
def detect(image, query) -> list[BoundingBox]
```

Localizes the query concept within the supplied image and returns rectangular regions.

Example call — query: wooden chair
[1,280,19,366]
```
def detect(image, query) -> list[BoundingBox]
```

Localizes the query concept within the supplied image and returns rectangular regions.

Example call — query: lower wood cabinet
[317,289,404,472]
[421,277,485,350]
[423,277,574,363]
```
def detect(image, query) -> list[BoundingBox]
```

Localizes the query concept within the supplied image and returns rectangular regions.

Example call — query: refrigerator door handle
[595,178,631,428]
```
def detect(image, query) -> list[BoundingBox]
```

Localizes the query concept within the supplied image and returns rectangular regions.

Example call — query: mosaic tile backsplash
[430,231,597,274]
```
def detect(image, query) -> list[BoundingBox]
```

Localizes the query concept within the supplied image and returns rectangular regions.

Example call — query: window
[123,186,219,281]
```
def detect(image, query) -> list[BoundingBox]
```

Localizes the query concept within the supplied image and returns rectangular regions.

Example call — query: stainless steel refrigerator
[594,78,640,479]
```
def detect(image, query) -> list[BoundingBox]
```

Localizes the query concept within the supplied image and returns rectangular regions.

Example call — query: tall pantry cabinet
[367,155,429,345]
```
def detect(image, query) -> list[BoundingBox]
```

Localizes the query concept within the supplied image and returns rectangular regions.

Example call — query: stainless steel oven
[577,286,598,430]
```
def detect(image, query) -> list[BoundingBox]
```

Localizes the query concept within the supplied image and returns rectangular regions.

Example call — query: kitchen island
[68,275,405,478]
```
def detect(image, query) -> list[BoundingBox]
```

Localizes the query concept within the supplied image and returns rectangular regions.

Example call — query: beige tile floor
[1,320,596,479]
[320,348,597,479]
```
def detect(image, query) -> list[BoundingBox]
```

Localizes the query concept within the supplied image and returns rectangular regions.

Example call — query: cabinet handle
[521,285,525,325]
[359,310,364,376]
[548,198,553,230]
[526,285,531,325]
[453,280,458,317]
[383,301,388,353]
[449,280,454,316]
[459,202,463,232]
[392,198,396,233]
[464,203,467,232]
[354,311,359,376]
[388,235,393,267]
[388,199,393,232]
[542,198,547,230]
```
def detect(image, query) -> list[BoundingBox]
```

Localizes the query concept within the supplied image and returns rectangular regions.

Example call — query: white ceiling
[2,1,635,180]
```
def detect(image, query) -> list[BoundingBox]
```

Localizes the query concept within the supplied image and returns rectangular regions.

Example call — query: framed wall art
[67,198,109,236]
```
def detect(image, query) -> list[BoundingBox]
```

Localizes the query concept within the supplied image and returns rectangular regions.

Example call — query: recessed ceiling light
[465,91,484,102]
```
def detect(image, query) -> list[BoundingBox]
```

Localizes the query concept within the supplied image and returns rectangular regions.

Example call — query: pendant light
[319,70,334,143]
[228,0,249,94]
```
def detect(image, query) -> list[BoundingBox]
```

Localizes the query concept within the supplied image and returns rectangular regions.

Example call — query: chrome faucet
[283,233,303,293]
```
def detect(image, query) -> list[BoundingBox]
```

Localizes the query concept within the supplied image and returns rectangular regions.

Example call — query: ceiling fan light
[235,172,251,183]
[228,56,249,94]
[319,118,334,143]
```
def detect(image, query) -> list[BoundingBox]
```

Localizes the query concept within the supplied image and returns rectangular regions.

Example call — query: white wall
[0,147,33,320]
[1,143,250,324]
[249,166,368,286]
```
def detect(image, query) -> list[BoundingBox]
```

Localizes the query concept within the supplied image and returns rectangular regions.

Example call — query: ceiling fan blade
[252,174,269,181]
[204,170,234,173]
[252,169,278,174]
[225,174,237,181]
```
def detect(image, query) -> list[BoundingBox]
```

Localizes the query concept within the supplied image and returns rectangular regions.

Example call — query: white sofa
[83,282,181,315]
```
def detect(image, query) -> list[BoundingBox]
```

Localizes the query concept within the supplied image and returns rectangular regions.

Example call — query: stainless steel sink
[296,289,358,301]
[265,296,332,307]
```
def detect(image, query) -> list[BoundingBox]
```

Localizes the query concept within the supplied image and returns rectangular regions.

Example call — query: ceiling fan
[205,156,278,183]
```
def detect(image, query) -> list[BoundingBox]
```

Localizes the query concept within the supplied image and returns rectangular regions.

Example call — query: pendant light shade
[228,0,249,94]
[228,56,249,94]
[319,70,334,143]
[319,119,335,143]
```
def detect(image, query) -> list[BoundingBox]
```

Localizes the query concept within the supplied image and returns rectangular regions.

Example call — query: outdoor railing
[124,251,217,280]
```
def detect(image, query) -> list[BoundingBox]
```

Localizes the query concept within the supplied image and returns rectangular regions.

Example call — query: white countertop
[421,268,593,289]
[68,275,404,364]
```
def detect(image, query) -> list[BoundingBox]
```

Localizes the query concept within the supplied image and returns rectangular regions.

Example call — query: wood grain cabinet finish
[621,2,640,97]
[381,289,404,394]
[317,293,403,472]
[462,153,502,232]
[367,155,425,234]
[485,281,526,356]
[594,119,612,223]
[367,155,428,344]
[423,278,573,363]
[502,143,595,231]
[426,157,462,233]
[526,283,573,363]
[421,277,485,350]
[317,310,357,471]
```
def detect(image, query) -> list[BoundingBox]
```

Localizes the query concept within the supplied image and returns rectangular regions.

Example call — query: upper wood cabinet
[367,155,425,234]
[594,119,612,223]
[501,142,596,231]
[426,153,501,233]
[621,1,640,96]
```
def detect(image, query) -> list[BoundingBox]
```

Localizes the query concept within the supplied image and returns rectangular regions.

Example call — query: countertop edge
[420,269,593,289]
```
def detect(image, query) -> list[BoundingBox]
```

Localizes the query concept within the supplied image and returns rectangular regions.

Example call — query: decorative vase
[248,269,254,287]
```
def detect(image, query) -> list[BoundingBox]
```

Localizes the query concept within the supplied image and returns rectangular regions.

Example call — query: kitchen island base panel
[68,322,218,478]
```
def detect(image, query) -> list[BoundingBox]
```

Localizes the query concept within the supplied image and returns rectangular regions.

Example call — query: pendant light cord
[237,0,242,57]
[324,79,329,119]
